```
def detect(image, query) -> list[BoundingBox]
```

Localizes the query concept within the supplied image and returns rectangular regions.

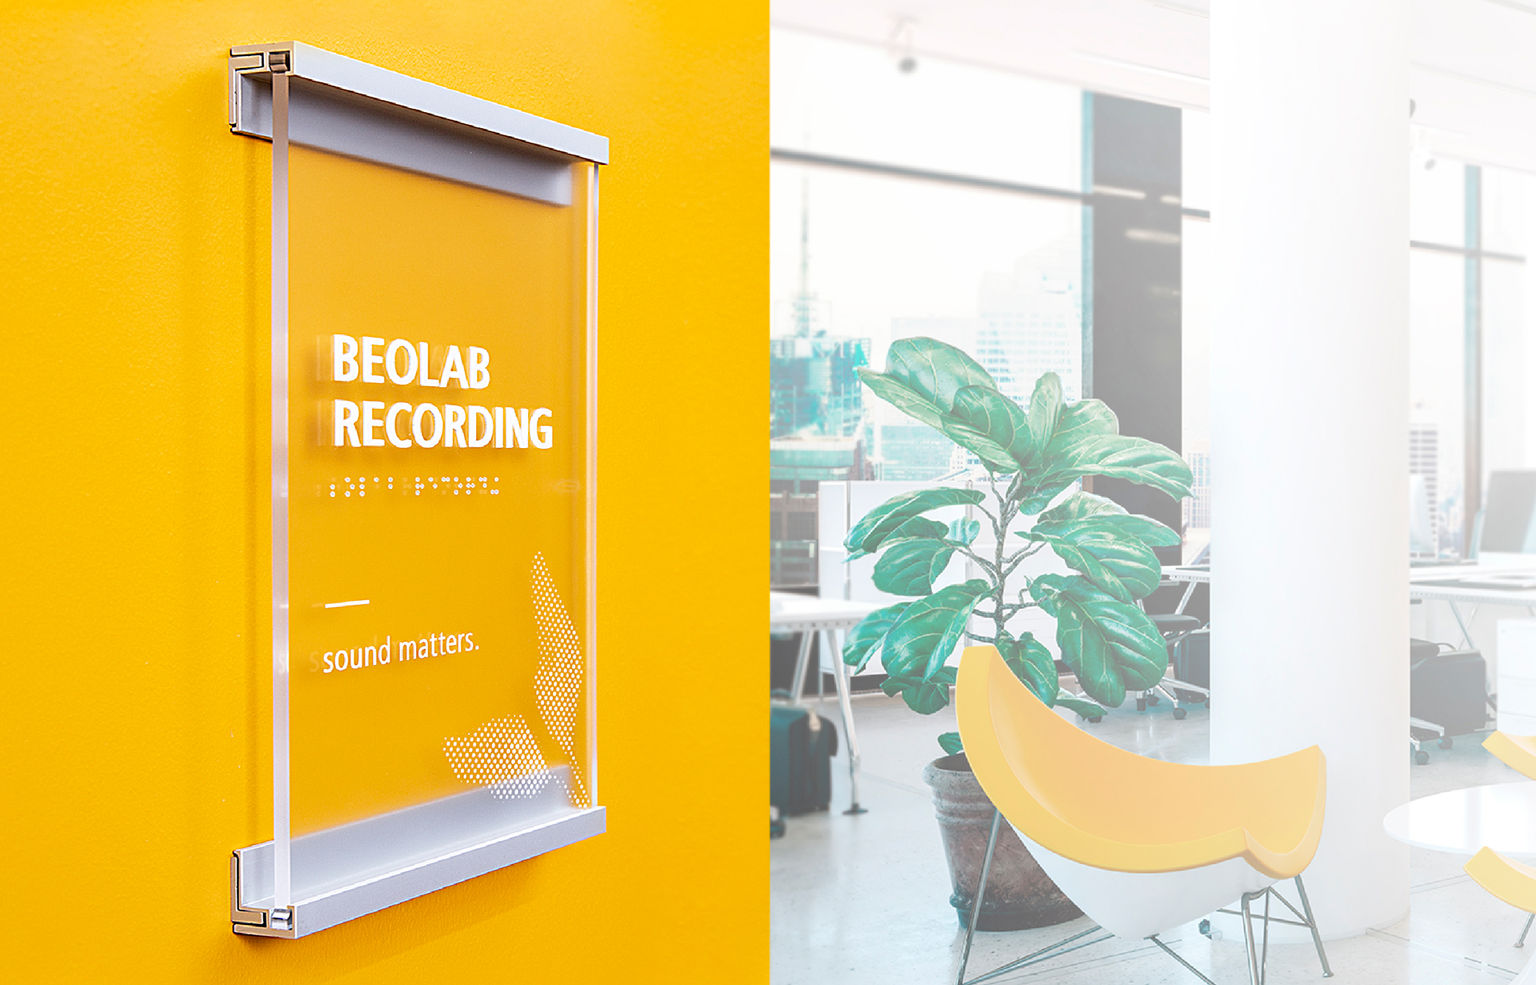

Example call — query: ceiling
[772,0,1536,173]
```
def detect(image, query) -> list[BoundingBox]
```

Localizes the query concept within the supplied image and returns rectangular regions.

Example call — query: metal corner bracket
[228,43,292,134]
[230,854,295,939]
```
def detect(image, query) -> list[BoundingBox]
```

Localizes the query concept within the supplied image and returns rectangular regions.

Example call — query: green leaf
[876,672,954,714]
[1030,518,1163,602]
[881,579,990,682]
[842,602,912,673]
[902,680,952,714]
[1038,491,1126,525]
[999,632,1058,705]
[856,338,1000,435]
[844,487,985,557]
[941,384,1030,472]
[1039,493,1180,547]
[1017,478,1076,515]
[1029,574,1168,707]
[858,368,950,431]
[885,337,999,411]
[873,538,957,596]
[1041,399,1118,461]
[1027,372,1065,456]
[1055,695,1106,720]
[947,517,981,546]
[887,516,948,543]
[1042,434,1193,502]
[937,731,965,755]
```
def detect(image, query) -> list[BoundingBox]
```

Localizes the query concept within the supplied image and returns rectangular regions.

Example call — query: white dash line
[323,599,371,609]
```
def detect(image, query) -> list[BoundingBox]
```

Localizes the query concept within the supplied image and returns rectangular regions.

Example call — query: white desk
[1162,563,1536,650]
[1383,781,1536,858]
[1408,570,1536,650]
[770,592,879,814]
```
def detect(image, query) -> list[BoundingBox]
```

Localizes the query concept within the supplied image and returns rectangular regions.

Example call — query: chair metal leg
[1241,892,1263,985]
[1149,935,1219,985]
[956,810,1002,985]
[1517,912,1534,948]
[962,927,1111,985]
[1292,875,1333,977]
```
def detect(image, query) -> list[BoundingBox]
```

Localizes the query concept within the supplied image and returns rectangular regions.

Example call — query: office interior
[769,2,1536,984]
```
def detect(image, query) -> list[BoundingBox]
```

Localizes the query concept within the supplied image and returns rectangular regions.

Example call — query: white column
[1209,0,1410,937]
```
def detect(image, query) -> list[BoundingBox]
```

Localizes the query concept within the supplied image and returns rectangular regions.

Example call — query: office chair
[1409,639,1489,765]
[1136,576,1210,719]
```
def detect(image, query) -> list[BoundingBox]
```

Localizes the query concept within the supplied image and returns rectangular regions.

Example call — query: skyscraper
[975,239,1084,406]
[1409,422,1440,551]
[1184,446,1212,531]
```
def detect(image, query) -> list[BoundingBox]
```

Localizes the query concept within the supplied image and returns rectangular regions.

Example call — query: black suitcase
[770,702,838,815]
[1410,640,1487,736]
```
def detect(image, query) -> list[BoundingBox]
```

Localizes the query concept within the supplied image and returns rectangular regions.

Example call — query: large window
[769,28,1086,589]
[774,31,1534,588]
[1178,117,1532,558]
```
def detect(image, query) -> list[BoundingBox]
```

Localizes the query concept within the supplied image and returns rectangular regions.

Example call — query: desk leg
[1448,601,1477,650]
[789,629,814,702]
[1175,581,1198,616]
[823,628,866,815]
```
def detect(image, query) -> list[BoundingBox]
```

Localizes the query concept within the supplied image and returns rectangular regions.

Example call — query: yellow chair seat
[957,645,1326,879]
[1467,846,1536,913]
[1486,732,1536,780]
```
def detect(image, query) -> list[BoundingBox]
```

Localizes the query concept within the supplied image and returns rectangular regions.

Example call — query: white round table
[1383,780,1536,858]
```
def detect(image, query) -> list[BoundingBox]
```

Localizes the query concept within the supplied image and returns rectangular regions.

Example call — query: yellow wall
[1,2,765,980]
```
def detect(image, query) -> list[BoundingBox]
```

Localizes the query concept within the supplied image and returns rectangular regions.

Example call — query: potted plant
[841,336,1192,931]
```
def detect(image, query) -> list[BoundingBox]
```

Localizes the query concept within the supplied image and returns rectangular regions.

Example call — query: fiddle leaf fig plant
[841,337,1192,751]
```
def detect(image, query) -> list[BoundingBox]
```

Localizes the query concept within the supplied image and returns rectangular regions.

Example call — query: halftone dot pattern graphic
[531,552,588,807]
[442,714,556,800]
[441,552,587,806]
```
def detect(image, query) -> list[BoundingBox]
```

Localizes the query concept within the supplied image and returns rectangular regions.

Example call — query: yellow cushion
[956,645,1326,878]
[1485,732,1536,780]
[1467,847,1536,913]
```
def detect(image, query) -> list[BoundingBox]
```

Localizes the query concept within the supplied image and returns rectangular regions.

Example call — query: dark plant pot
[922,753,1082,932]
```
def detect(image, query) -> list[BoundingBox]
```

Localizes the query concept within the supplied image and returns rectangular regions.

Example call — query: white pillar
[1209,0,1410,937]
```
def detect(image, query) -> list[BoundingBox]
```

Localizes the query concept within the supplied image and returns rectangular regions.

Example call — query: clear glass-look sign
[227,43,605,938]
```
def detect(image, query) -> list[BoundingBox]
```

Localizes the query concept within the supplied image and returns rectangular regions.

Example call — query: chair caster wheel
[1136,697,1147,711]
[1199,919,1211,937]
[1088,716,1102,724]
[1415,749,1430,765]
[1148,694,1161,706]
[1439,737,1454,750]
[1173,707,1188,721]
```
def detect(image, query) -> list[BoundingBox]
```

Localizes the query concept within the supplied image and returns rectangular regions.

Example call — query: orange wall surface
[1,2,765,981]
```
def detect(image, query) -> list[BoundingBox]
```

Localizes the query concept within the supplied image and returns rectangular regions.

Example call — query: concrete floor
[770,689,1531,985]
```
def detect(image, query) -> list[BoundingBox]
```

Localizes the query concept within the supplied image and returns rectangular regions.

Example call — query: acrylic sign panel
[287,144,591,837]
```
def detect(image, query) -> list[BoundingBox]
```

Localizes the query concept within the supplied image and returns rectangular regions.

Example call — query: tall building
[1409,422,1440,551]
[975,240,1084,406]
[769,175,871,440]
[768,178,874,586]
[769,335,870,438]
[1184,446,1212,530]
